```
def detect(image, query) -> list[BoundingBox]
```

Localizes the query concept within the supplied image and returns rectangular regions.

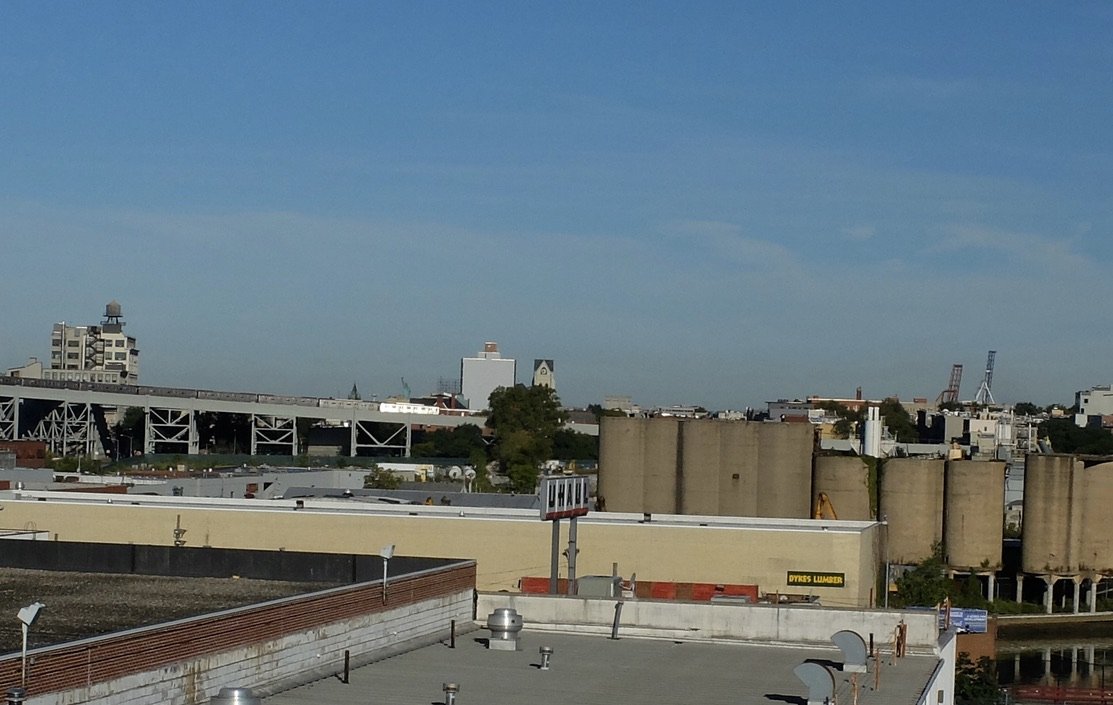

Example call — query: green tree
[1012,401,1042,416]
[1041,417,1113,454]
[955,653,1000,705]
[113,406,146,459]
[363,464,401,489]
[411,424,488,459]
[891,543,949,608]
[486,384,566,493]
[879,398,919,443]
[816,401,863,439]
[552,428,599,461]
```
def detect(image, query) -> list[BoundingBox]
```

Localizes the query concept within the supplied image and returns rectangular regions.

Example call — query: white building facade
[460,341,515,410]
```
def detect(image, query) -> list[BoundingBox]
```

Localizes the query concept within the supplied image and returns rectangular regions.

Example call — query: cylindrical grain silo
[641,416,681,515]
[943,460,1005,569]
[719,421,760,517]
[755,422,814,519]
[678,419,722,515]
[812,455,872,521]
[598,416,648,513]
[879,458,944,565]
[1079,461,1113,572]
[1021,454,1083,574]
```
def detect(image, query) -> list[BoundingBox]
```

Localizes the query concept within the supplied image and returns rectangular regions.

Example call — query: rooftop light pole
[380,544,395,605]
[17,602,45,688]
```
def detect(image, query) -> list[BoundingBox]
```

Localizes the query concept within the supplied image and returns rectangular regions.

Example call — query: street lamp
[17,602,45,688]
[380,544,395,605]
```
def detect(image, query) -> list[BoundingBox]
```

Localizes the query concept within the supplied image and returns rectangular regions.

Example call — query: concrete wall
[0,563,475,705]
[475,592,940,651]
[599,416,814,519]
[0,494,882,607]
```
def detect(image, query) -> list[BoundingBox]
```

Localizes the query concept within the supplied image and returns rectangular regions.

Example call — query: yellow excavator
[813,492,839,520]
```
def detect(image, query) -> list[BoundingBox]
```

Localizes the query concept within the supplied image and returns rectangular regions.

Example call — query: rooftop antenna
[974,350,996,406]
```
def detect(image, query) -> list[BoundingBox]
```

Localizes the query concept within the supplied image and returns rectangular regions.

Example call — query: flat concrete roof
[263,630,938,705]
[1,490,878,535]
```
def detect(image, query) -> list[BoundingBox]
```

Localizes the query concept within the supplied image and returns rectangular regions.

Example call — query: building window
[66,352,78,360]
[67,340,79,347]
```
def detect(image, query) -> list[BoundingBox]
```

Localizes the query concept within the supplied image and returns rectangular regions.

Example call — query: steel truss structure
[351,420,411,456]
[146,407,199,455]
[0,396,17,441]
[251,415,297,455]
[31,401,101,457]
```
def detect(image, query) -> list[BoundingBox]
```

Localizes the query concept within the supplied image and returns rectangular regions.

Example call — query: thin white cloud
[841,225,877,241]
[929,223,1092,272]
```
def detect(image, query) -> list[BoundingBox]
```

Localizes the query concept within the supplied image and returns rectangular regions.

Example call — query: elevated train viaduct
[0,376,483,458]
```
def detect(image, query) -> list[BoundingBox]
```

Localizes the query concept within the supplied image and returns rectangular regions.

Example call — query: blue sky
[2,3,1111,409]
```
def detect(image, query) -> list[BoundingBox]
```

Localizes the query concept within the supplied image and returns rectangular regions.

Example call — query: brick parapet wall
[0,562,475,704]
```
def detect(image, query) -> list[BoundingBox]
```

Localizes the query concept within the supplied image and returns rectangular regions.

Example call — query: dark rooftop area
[0,568,339,654]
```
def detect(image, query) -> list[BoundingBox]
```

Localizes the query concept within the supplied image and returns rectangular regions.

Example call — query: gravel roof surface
[0,568,339,654]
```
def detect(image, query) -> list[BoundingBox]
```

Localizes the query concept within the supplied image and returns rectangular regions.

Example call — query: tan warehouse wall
[0,497,881,608]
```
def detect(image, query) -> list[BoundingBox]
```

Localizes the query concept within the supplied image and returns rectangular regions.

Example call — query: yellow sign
[786,571,845,588]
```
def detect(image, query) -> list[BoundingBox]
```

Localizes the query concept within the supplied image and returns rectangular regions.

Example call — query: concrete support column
[1017,574,1025,603]
[1043,647,1053,683]
[1043,576,1057,615]
[1074,577,1083,614]
[1092,577,1102,613]
[987,573,996,602]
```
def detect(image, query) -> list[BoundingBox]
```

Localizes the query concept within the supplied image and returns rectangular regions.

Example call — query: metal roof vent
[539,645,553,670]
[486,607,523,651]
[832,630,868,673]
[209,687,262,705]
[793,662,835,705]
[443,682,460,705]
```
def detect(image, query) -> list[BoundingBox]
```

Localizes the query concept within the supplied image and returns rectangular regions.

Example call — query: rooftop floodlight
[17,602,45,688]
[380,544,396,604]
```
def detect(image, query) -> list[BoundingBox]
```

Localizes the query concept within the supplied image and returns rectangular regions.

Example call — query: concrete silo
[1079,461,1113,573]
[943,460,1005,569]
[754,422,814,519]
[678,419,722,515]
[598,416,648,513]
[880,458,944,565]
[718,420,760,517]
[812,455,872,521]
[1021,454,1083,575]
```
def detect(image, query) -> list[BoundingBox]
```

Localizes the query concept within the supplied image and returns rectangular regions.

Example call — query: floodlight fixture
[380,544,396,604]
[18,602,45,687]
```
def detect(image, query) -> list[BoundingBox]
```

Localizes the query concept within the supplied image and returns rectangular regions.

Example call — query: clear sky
[2,3,1111,409]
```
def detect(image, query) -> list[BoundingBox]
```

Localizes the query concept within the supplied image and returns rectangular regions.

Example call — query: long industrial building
[0,490,883,609]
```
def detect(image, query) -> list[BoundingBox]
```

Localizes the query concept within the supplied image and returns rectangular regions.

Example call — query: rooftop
[263,629,939,705]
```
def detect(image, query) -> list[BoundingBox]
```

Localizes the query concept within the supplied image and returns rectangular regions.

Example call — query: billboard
[540,475,590,521]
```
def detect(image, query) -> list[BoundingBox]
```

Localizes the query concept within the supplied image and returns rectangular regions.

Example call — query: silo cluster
[1021,455,1113,574]
[877,458,1004,569]
[598,416,814,518]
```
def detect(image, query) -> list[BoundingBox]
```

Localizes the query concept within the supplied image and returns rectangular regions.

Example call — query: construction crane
[937,364,963,406]
[813,492,839,520]
[973,350,996,406]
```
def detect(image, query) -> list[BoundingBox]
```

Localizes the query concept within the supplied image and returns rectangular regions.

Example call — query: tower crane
[973,350,996,406]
